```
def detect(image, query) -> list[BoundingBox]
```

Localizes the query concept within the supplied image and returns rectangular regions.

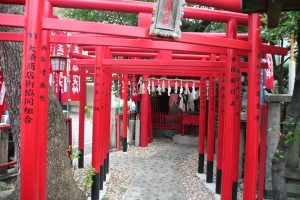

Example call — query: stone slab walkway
[109,143,195,200]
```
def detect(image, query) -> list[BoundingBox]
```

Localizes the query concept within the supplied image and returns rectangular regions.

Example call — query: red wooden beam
[49,34,229,54]
[186,0,242,12]
[0,32,23,42]
[0,13,24,28]
[0,161,17,169]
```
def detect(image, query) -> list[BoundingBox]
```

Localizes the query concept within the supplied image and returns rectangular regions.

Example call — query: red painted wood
[37,2,52,198]
[0,13,24,28]
[221,18,237,200]
[0,161,17,169]
[20,0,44,199]
[199,75,207,155]
[92,46,106,172]
[186,0,242,12]
[244,14,262,200]
[78,72,86,154]
[122,74,128,139]
[140,74,149,147]
[258,104,268,200]
[207,74,216,162]
[181,114,199,135]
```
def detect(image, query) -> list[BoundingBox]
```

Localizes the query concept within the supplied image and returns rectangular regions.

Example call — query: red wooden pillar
[91,46,107,200]
[122,74,128,152]
[232,57,242,200]
[140,74,150,147]
[216,61,226,194]
[244,13,261,200]
[78,72,86,168]
[105,72,113,175]
[148,102,153,143]
[198,75,207,173]
[258,104,268,200]
[221,18,237,200]
[38,1,52,199]
[207,72,216,183]
[20,0,44,199]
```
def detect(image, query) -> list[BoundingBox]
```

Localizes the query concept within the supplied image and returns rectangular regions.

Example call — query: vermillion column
[207,72,216,183]
[216,63,226,194]
[91,46,107,200]
[78,72,86,168]
[198,75,207,173]
[140,74,150,147]
[122,74,129,152]
[221,18,237,200]
[38,1,51,199]
[243,13,261,200]
[232,57,242,200]
[20,0,44,199]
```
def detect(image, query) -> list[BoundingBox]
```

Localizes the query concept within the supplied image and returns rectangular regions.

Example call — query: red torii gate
[0,0,288,200]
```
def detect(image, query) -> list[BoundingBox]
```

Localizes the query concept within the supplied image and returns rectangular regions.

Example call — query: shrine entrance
[0,0,288,200]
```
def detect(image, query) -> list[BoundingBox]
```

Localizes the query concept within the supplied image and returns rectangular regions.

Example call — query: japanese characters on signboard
[150,0,186,38]
[264,54,274,90]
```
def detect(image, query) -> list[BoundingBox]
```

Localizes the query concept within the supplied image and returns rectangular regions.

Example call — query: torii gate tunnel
[0,0,288,200]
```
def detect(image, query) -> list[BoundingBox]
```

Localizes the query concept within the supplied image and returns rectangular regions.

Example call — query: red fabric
[264,54,274,90]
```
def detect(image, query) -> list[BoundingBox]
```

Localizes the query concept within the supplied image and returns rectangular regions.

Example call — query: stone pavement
[109,143,196,200]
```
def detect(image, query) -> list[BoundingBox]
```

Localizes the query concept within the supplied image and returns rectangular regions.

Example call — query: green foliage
[120,187,127,193]
[85,106,93,121]
[61,9,138,25]
[261,11,300,44]
[68,146,81,171]
[101,197,109,200]
[273,149,284,162]
[280,118,300,145]
[0,184,10,191]
[83,166,96,192]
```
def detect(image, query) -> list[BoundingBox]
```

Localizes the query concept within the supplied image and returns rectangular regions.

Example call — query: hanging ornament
[142,82,145,94]
[192,83,196,99]
[167,81,171,96]
[147,80,151,95]
[179,81,183,97]
[175,81,178,93]
[162,79,166,92]
[157,80,162,95]
[151,80,155,92]
[139,82,143,94]
[185,82,190,95]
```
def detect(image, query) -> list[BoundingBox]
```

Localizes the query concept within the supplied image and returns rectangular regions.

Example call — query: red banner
[264,54,274,90]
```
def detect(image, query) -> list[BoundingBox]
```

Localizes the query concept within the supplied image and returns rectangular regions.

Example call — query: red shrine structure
[0,0,288,200]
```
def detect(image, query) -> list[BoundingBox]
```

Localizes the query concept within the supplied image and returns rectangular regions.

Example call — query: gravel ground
[73,138,244,200]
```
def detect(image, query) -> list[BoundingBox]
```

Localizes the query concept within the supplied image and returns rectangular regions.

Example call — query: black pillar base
[232,181,238,200]
[106,153,109,174]
[91,172,100,200]
[198,154,204,173]
[103,159,107,181]
[78,150,84,168]
[216,169,222,194]
[206,161,213,183]
[100,165,104,190]
[122,137,127,152]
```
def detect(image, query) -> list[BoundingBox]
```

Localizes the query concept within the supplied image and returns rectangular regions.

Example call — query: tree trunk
[272,29,300,200]
[0,5,86,200]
